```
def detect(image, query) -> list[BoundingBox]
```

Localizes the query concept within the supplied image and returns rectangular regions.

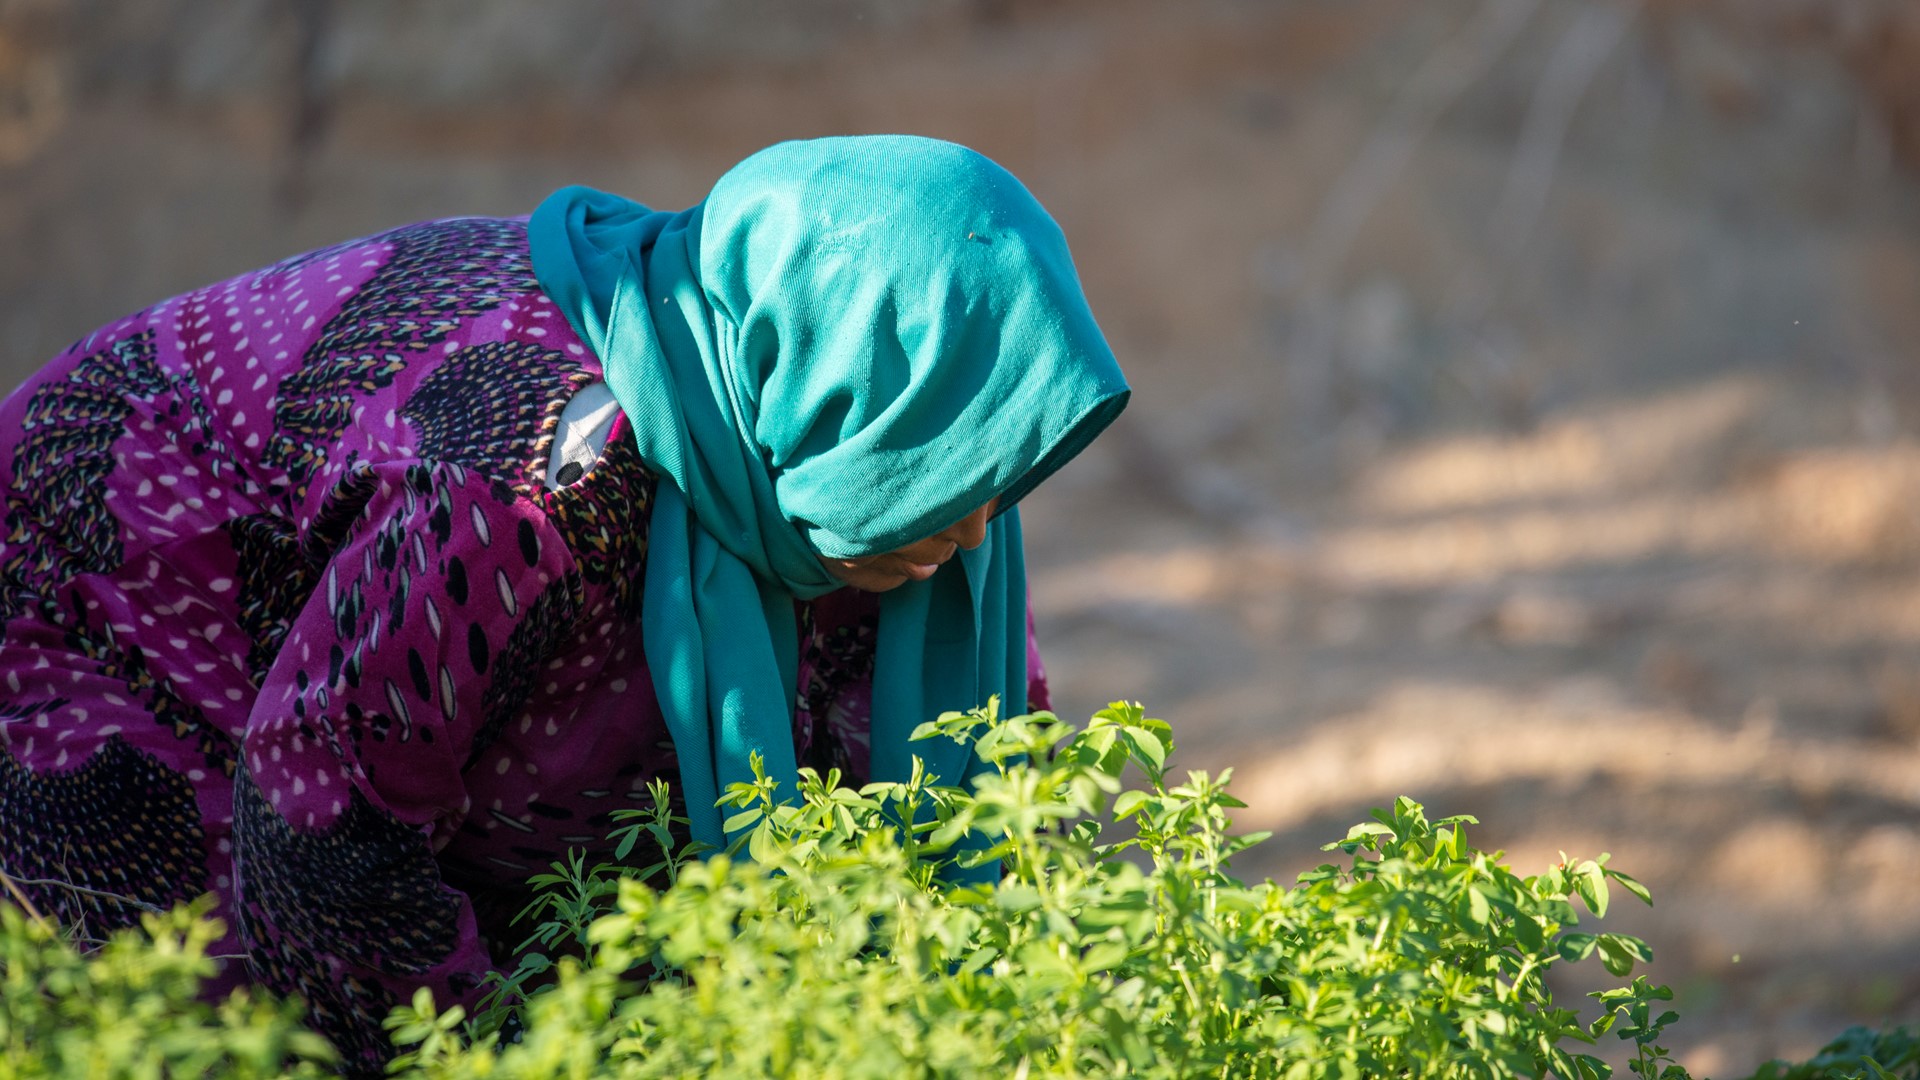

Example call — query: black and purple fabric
[0,218,1050,1073]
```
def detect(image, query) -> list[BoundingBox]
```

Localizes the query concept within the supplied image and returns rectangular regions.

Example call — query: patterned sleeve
[231,459,580,1076]
[1026,597,1052,714]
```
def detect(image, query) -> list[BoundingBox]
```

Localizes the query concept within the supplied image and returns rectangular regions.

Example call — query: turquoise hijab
[529,136,1129,850]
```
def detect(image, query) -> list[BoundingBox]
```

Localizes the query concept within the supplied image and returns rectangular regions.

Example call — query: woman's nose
[941,499,997,551]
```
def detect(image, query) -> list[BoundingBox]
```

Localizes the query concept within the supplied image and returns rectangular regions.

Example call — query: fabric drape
[529,135,1129,849]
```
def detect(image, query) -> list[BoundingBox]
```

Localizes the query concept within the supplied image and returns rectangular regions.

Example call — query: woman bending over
[0,135,1128,1073]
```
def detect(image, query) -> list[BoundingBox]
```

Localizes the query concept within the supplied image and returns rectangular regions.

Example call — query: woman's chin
[862,570,917,593]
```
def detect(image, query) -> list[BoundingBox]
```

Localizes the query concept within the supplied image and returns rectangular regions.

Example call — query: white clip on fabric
[545,381,621,489]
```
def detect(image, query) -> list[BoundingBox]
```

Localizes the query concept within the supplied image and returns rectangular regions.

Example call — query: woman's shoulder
[253,215,533,286]
[239,215,611,505]
[0,214,632,579]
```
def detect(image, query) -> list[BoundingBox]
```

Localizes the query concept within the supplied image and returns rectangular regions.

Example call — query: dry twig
[1288,0,1544,417]
[0,865,170,920]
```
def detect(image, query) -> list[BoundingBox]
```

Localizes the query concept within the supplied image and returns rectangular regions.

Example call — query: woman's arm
[232,459,581,1076]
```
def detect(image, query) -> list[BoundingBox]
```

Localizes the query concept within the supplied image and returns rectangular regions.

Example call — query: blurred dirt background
[4,0,1919,1071]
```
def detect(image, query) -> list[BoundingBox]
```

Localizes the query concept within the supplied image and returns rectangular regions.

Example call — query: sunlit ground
[1029,373,1920,1072]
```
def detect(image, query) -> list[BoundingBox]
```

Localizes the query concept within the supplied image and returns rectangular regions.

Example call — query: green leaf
[1595,934,1652,976]
[1122,727,1168,773]
[1081,940,1130,972]
[1558,932,1599,962]
[1576,859,1609,918]
[1864,1058,1902,1080]
[747,823,780,865]
[1512,913,1546,953]
[1605,867,1654,906]
[1112,790,1152,820]
[1573,1053,1613,1080]
[1464,885,1492,927]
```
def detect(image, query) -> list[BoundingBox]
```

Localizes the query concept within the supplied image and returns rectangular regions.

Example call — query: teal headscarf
[529,136,1129,850]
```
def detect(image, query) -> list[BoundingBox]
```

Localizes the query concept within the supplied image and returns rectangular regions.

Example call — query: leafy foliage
[0,896,335,1078]
[395,700,1689,1079]
[5,699,1911,1079]
[1746,1026,1920,1080]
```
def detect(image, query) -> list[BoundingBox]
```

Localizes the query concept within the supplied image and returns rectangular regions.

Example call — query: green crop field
[5,700,1915,1079]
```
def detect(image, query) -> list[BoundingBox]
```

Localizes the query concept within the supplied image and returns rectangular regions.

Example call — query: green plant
[0,894,335,1078]
[18,701,1920,1078]
[388,700,1690,1079]
[1745,1026,1920,1080]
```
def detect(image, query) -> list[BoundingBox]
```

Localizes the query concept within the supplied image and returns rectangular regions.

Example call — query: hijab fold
[530,136,1129,851]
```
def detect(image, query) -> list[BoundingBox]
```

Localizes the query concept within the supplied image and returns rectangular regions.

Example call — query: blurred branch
[1288,0,1541,419]
[278,0,333,212]
[0,869,168,916]
[1492,0,1641,263]
[0,864,50,927]
[1299,0,1541,282]
[1447,0,1639,432]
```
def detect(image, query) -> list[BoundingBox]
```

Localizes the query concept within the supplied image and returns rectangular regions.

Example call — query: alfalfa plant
[390,700,1690,1079]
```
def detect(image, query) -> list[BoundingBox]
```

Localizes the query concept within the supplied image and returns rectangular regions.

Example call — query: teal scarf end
[528,136,1128,864]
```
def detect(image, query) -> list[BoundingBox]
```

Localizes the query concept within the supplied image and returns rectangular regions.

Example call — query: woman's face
[818,498,1000,593]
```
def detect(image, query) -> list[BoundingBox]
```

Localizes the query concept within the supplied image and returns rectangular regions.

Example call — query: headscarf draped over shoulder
[530,135,1129,851]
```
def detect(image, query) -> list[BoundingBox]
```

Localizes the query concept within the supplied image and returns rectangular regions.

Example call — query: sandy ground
[4,1,1920,1072]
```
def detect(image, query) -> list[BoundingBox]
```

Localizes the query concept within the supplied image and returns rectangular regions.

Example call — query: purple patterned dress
[0,217,1049,1074]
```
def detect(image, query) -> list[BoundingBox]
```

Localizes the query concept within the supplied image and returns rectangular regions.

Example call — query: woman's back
[0,216,898,1073]
[0,136,1114,1076]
